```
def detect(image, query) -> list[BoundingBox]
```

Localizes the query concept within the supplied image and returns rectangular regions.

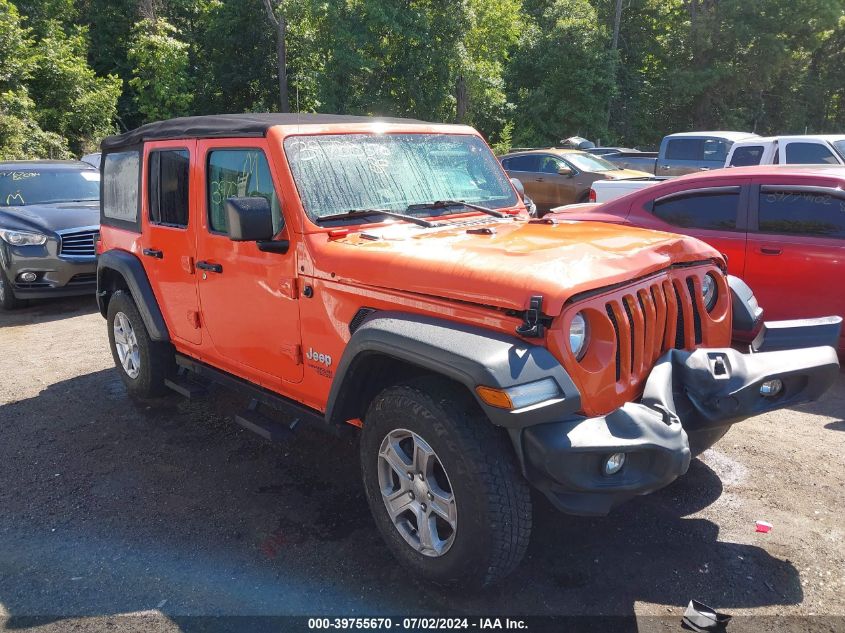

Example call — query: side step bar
[173,353,342,437]
[235,399,300,442]
[164,367,208,399]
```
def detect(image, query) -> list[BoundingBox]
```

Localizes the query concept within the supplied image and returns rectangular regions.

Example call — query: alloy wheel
[113,311,141,379]
[378,428,458,557]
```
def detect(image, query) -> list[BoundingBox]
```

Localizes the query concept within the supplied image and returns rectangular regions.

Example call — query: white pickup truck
[724,135,845,167]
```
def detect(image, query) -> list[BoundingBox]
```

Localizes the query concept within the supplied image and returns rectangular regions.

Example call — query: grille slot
[60,229,98,257]
[604,278,699,386]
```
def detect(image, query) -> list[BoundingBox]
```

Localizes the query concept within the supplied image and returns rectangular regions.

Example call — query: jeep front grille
[551,266,729,417]
[59,228,98,257]
[604,278,695,382]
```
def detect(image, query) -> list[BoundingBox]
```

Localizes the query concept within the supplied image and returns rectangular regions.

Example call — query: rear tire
[0,267,25,310]
[107,290,173,398]
[360,377,532,588]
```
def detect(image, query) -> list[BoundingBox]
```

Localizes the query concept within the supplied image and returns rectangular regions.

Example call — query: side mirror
[558,166,573,177]
[510,177,526,198]
[225,197,275,242]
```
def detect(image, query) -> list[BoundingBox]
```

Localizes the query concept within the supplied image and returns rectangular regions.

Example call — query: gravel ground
[0,297,843,633]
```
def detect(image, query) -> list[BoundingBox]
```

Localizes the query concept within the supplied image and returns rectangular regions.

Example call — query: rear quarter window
[102,151,141,230]
[652,190,740,231]
[758,189,845,238]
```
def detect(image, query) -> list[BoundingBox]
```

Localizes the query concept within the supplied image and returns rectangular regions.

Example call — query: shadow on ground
[0,295,98,328]
[0,368,807,630]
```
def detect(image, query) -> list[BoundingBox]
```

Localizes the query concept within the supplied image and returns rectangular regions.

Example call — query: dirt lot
[1,297,843,632]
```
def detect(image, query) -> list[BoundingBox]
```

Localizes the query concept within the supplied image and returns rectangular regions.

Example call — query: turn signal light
[476,386,514,410]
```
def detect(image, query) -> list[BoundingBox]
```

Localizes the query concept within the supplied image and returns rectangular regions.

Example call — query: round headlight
[569,312,588,359]
[702,273,718,311]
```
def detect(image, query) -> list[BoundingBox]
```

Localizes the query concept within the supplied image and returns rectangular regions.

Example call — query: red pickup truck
[550,165,845,351]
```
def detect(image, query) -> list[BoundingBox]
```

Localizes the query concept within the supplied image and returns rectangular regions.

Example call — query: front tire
[361,377,532,588]
[107,290,173,398]
[0,267,25,310]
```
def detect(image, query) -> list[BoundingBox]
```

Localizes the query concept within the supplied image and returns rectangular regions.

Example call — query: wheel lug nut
[421,503,427,512]
[418,473,424,481]
[408,492,415,500]
[407,472,414,481]
[427,492,434,501]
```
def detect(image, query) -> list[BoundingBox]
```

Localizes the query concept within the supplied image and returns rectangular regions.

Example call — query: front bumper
[2,243,96,299]
[520,320,840,516]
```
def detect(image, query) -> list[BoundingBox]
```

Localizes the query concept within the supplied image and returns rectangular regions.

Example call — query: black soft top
[101,113,429,152]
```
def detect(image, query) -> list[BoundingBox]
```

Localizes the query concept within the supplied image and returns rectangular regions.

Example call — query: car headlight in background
[0,229,48,246]
[569,312,588,359]
[702,273,718,311]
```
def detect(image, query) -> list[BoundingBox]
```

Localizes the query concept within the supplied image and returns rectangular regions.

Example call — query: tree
[27,19,121,154]
[0,0,69,158]
[507,0,616,146]
[127,17,192,121]
[260,0,289,112]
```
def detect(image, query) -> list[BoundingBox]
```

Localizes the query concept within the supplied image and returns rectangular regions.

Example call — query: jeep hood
[312,218,723,316]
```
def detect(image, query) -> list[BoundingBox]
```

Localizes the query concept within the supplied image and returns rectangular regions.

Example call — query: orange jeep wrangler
[96,114,841,587]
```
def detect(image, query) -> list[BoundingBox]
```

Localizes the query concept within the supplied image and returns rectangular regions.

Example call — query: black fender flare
[97,249,170,342]
[325,312,581,429]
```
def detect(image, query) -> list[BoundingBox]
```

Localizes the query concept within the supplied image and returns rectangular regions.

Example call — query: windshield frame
[282,131,521,226]
[832,140,845,161]
[0,167,100,207]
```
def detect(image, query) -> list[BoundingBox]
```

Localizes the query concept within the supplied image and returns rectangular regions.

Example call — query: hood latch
[516,295,547,338]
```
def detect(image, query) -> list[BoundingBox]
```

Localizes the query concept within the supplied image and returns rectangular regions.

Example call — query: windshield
[283,134,518,221]
[563,153,618,172]
[0,169,100,206]
[833,140,845,160]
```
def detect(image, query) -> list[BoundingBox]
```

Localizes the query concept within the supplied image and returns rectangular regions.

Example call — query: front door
[194,140,303,385]
[140,140,202,345]
[744,182,845,348]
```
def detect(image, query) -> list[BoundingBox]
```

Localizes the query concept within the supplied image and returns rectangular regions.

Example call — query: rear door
[194,139,303,385]
[502,155,547,206]
[140,140,202,345]
[633,179,750,277]
[745,181,845,342]
[659,137,732,176]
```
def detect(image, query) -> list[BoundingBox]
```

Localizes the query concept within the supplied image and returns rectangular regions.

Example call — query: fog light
[19,272,37,283]
[603,453,626,476]
[760,379,783,397]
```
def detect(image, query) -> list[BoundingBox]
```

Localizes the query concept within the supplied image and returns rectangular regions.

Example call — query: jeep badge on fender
[95,113,841,588]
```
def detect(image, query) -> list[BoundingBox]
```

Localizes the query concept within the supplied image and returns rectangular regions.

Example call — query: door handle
[759,247,782,256]
[196,260,223,273]
[143,248,163,259]
[535,177,545,182]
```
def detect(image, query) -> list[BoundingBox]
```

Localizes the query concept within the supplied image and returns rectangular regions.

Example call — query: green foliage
[507,0,616,146]
[27,19,121,154]
[4,0,845,157]
[128,17,192,121]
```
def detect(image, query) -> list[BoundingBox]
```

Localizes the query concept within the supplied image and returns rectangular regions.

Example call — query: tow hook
[516,295,546,338]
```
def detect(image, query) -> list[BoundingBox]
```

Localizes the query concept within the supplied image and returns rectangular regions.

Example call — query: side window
[784,143,839,165]
[539,156,562,174]
[652,190,740,231]
[665,139,703,161]
[102,151,140,228]
[207,149,282,234]
[702,139,731,163]
[729,146,764,167]
[148,150,189,227]
[503,155,541,172]
[758,189,845,238]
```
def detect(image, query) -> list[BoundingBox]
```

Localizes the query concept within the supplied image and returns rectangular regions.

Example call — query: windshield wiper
[406,200,509,219]
[315,208,434,228]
